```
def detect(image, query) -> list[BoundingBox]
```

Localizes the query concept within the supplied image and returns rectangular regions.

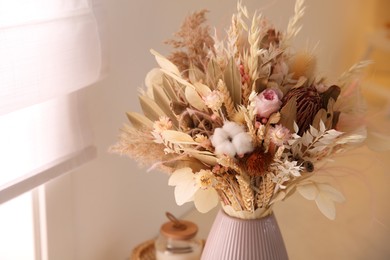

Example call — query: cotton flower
[255,88,283,118]
[168,167,219,213]
[210,121,254,157]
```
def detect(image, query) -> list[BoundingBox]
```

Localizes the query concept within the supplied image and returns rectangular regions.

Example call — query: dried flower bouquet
[111,0,373,220]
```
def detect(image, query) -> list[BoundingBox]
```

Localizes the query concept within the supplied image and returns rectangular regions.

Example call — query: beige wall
[44,1,389,259]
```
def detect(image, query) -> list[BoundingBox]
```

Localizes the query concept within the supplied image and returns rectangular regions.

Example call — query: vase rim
[221,204,274,220]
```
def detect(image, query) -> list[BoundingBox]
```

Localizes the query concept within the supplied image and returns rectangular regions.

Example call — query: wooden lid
[160,212,198,240]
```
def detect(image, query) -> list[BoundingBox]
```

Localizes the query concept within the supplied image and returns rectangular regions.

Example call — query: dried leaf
[185,86,207,111]
[150,49,181,76]
[161,130,197,145]
[126,112,154,129]
[312,109,327,131]
[153,85,178,127]
[207,59,223,87]
[162,68,194,89]
[322,85,341,105]
[267,112,281,125]
[187,152,217,166]
[193,82,211,97]
[279,96,297,132]
[139,95,166,121]
[223,57,242,106]
[188,63,206,83]
[162,75,180,102]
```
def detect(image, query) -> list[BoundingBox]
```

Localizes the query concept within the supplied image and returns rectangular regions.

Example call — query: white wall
[44,0,385,259]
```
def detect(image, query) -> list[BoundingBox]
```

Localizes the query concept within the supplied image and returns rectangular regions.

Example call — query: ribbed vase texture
[201,210,288,260]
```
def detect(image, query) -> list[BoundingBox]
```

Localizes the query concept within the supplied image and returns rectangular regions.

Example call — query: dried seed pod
[282,86,322,135]
[302,160,314,172]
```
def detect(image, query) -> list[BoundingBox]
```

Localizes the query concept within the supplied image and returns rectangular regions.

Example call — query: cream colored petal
[315,192,336,220]
[317,183,345,203]
[297,182,318,200]
[174,180,197,206]
[168,168,197,206]
[168,167,193,186]
[193,188,219,213]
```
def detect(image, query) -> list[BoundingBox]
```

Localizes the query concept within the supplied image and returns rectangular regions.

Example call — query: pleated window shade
[0,0,106,204]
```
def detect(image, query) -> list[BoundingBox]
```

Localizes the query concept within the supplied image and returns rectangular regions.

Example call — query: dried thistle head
[238,147,273,177]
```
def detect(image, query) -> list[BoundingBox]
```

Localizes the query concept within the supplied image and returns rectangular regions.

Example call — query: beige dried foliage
[109,126,166,167]
[165,9,214,76]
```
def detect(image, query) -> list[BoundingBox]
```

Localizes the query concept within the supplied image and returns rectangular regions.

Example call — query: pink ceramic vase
[201,209,288,260]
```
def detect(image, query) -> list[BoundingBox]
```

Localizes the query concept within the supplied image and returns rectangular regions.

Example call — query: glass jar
[155,212,202,260]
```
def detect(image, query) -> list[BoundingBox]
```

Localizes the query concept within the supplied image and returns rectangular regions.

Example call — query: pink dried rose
[255,88,283,118]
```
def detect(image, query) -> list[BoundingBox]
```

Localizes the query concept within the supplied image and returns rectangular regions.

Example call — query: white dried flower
[203,90,224,111]
[152,116,173,144]
[153,116,173,133]
[271,159,303,192]
[210,121,254,157]
[268,124,291,146]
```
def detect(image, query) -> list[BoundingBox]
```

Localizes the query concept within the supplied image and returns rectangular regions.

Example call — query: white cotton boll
[215,140,236,157]
[232,132,254,155]
[223,121,244,137]
[210,128,228,147]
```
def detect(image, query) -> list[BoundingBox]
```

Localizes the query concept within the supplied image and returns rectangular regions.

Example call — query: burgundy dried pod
[282,85,322,135]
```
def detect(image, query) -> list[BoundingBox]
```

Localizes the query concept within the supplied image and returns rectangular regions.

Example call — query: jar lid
[160,212,198,240]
